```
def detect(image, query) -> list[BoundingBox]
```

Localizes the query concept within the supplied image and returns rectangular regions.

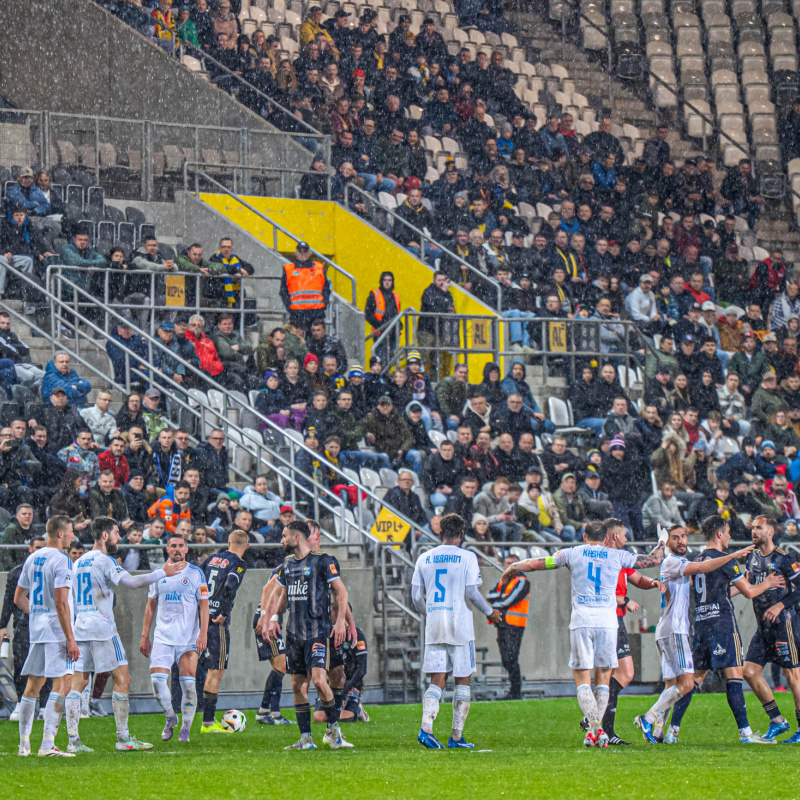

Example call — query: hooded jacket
[238,484,282,522]
[500,359,542,417]
[477,361,507,407]
[364,272,401,331]
[41,361,92,407]
[185,330,224,376]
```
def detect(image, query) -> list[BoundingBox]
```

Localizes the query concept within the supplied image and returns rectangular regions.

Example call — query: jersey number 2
[588,563,602,595]
[433,569,447,603]
[32,571,43,606]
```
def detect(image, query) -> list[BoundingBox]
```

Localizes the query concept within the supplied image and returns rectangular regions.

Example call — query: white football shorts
[21,641,76,678]
[568,627,618,671]
[149,642,197,671]
[422,641,476,678]
[75,636,128,674]
[657,634,695,681]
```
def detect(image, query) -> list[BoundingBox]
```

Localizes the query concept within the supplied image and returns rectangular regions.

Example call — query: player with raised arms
[264,520,351,750]
[412,513,503,750]
[503,520,666,746]
[634,523,762,743]
[65,516,186,752]
[742,515,800,742]
[199,529,250,734]
[14,514,79,757]
[656,515,782,744]
[140,533,208,743]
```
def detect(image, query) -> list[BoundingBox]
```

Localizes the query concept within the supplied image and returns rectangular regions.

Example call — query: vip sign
[371,508,411,550]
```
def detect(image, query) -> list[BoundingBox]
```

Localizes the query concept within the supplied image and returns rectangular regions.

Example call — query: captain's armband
[544,556,556,570]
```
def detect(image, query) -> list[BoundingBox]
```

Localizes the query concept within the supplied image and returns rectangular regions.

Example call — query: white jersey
[73,550,128,642]
[412,544,481,646]
[655,553,691,638]
[148,563,208,645]
[17,546,74,644]
[554,544,637,629]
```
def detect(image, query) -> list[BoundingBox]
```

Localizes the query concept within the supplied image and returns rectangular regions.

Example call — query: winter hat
[609,437,626,451]
[303,353,319,367]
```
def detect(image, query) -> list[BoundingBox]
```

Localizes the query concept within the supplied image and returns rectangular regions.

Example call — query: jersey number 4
[76,573,93,606]
[588,563,602,595]
[433,569,447,603]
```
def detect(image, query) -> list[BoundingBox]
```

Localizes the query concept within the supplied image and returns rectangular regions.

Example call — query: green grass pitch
[4,693,800,800]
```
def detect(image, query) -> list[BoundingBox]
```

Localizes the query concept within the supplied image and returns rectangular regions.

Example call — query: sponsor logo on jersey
[200,586,209,597]
[237,566,243,573]
[793,563,800,574]
[164,591,183,602]
[713,644,726,655]
[356,640,366,651]
[733,565,740,574]
[288,580,309,598]
[330,563,338,575]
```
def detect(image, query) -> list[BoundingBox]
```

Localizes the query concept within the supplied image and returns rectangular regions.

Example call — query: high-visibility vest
[283,262,326,311]
[370,288,401,331]
[147,497,191,534]
[497,576,530,628]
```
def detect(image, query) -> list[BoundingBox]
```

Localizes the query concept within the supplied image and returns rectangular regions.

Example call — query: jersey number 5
[588,563,602,595]
[207,569,218,598]
[433,569,447,603]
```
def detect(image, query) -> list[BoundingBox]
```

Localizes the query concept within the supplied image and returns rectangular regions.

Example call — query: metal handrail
[343,182,503,311]
[19,264,425,546]
[190,170,357,305]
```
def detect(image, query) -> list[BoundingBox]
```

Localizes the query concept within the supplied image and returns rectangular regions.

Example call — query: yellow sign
[165,275,186,307]
[549,321,567,352]
[370,507,412,549]
[470,320,491,350]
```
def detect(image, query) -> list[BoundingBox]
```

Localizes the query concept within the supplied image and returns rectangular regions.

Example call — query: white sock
[41,692,65,751]
[113,692,130,740]
[645,685,682,724]
[594,685,610,728]
[19,695,36,745]
[151,673,173,716]
[577,684,600,734]
[452,685,471,741]
[179,676,197,732]
[81,685,90,715]
[421,684,442,734]
[740,725,753,737]
[65,690,82,739]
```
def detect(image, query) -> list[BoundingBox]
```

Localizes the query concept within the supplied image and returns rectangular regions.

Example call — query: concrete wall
[0,0,310,171]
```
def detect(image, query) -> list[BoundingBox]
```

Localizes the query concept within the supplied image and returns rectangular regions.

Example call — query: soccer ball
[221,709,247,732]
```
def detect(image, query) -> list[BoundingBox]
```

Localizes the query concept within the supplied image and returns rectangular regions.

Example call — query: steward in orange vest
[364,271,401,334]
[487,562,530,699]
[148,482,192,534]
[279,243,330,333]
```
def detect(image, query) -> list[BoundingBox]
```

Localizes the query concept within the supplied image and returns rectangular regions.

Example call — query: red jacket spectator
[98,449,130,488]
[186,329,224,376]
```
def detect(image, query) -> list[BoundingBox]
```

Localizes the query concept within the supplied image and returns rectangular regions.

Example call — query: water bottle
[0,634,9,659]
[639,608,648,633]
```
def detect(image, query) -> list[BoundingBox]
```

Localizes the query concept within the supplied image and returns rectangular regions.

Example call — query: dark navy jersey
[340,626,368,688]
[201,550,247,623]
[746,547,800,625]
[692,548,744,629]
[276,550,341,640]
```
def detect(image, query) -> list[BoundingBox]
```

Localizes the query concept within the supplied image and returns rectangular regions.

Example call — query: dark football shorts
[203,623,230,671]
[617,616,631,659]
[253,610,286,663]
[692,623,743,671]
[745,614,800,669]
[285,634,328,675]
[328,638,346,671]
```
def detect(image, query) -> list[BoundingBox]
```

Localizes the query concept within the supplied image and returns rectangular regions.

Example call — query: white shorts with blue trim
[568,627,618,671]
[149,642,197,671]
[21,641,76,678]
[422,641,476,678]
[657,633,695,681]
[74,636,128,674]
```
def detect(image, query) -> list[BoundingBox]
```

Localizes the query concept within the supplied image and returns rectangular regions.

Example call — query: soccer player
[13,515,79,758]
[742,515,800,742]
[264,520,351,750]
[504,520,666,746]
[634,523,760,744]
[65,516,186,752]
[199,530,249,734]
[412,513,503,750]
[593,519,665,745]
[662,515,783,744]
[140,533,209,743]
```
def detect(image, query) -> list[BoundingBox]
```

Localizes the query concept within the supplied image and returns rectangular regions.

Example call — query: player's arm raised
[502,555,556,579]
[140,596,157,657]
[682,544,757,576]
[629,570,665,593]
[330,577,349,648]
[54,586,80,662]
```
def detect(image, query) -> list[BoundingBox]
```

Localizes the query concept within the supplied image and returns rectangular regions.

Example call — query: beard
[106,542,119,556]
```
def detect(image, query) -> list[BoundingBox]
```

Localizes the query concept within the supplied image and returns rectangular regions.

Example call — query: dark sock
[670,685,697,728]
[260,676,272,712]
[762,699,782,721]
[726,678,749,730]
[269,670,285,713]
[202,691,218,726]
[795,708,800,727]
[333,687,345,713]
[321,697,340,726]
[295,703,311,736]
[602,677,624,735]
